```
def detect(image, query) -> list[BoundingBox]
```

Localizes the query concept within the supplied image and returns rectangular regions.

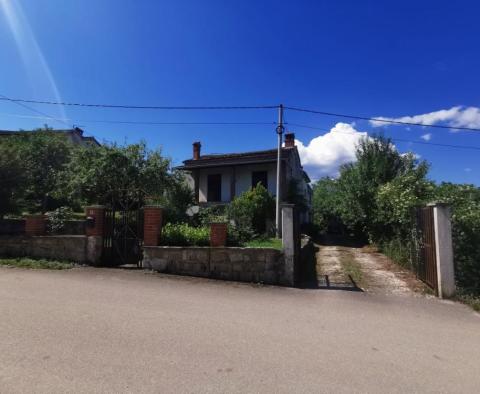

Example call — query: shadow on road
[297,234,364,292]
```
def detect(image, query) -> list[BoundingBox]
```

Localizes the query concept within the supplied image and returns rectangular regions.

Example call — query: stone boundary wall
[143,246,290,286]
[0,235,102,264]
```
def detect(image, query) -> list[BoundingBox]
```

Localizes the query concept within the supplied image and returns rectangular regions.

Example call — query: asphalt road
[1,267,479,393]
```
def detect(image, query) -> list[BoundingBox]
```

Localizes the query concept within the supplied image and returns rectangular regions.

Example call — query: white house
[177,133,312,223]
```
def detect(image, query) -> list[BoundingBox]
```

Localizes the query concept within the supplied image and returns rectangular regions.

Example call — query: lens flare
[0,0,67,122]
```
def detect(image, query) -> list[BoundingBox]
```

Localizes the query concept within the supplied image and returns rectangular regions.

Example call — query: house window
[252,171,268,189]
[207,174,222,202]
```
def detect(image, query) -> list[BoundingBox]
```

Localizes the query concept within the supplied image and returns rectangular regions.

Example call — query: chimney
[285,133,295,148]
[193,141,201,160]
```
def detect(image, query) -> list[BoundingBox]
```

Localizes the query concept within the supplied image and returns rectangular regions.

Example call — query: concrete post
[431,203,456,298]
[143,206,163,246]
[281,204,295,286]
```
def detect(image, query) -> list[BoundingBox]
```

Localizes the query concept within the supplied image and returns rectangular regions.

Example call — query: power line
[0,97,277,110]
[285,106,480,132]
[0,112,276,126]
[288,122,480,151]
[3,96,479,131]
[0,94,72,128]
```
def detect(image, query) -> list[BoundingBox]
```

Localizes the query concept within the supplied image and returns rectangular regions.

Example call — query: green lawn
[0,258,74,270]
[244,238,283,250]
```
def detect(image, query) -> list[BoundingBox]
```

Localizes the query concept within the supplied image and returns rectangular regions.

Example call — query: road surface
[1,266,479,393]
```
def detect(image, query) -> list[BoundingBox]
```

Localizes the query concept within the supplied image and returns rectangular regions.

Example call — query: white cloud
[420,133,432,141]
[370,106,480,130]
[295,122,368,179]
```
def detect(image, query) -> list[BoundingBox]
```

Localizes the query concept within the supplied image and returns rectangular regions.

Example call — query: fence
[411,203,455,298]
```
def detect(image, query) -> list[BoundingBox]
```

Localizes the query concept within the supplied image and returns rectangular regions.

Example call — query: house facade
[177,133,312,223]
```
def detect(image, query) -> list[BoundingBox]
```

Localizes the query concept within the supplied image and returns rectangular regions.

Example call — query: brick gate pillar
[143,206,164,246]
[25,214,47,236]
[210,223,227,247]
[85,206,106,237]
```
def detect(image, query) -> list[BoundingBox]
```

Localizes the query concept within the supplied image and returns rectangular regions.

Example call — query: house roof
[0,127,100,146]
[177,147,293,170]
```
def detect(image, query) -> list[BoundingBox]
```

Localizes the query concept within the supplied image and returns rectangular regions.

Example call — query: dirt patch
[351,248,412,295]
[316,244,428,295]
[316,245,358,290]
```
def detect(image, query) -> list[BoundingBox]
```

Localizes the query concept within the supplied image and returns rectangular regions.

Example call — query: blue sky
[0,0,479,184]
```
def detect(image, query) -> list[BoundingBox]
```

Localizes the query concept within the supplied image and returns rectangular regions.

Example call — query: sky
[0,0,479,184]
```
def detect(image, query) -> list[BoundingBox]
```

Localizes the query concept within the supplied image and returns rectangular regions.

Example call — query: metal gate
[414,206,438,293]
[102,199,144,267]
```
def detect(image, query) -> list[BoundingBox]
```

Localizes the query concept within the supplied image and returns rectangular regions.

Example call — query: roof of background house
[0,127,100,146]
[177,147,294,170]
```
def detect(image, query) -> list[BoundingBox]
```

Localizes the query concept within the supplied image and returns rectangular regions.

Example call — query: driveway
[0,266,479,393]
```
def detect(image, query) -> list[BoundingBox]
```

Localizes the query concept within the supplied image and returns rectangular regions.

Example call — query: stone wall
[143,246,289,286]
[0,235,102,264]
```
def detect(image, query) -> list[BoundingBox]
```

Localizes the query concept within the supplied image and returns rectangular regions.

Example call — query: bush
[379,236,412,269]
[45,207,74,234]
[227,184,275,242]
[160,223,210,246]
[190,205,227,227]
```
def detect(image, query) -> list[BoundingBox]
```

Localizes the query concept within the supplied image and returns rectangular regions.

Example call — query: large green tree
[0,138,27,217]
[336,136,429,241]
[0,128,75,214]
[63,141,183,209]
[312,177,341,232]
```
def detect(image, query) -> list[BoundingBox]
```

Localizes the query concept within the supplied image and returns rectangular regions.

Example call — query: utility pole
[275,104,284,238]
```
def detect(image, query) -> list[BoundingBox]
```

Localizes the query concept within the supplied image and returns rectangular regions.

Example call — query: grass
[339,253,364,287]
[244,237,283,250]
[456,290,480,312]
[0,257,74,270]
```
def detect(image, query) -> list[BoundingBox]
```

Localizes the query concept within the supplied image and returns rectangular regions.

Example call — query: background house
[0,127,99,147]
[177,133,312,223]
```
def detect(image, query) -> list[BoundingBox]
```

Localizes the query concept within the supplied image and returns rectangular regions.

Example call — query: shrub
[160,223,210,246]
[379,236,413,269]
[227,184,275,242]
[191,205,228,227]
[45,207,73,234]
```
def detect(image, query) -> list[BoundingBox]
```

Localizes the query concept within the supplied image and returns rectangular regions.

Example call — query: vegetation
[0,128,73,215]
[0,257,74,270]
[339,253,364,287]
[45,207,74,234]
[0,128,192,222]
[227,183,275,243]
[311,134,480,307]
[160,223,210,246]
[244,237,282,250]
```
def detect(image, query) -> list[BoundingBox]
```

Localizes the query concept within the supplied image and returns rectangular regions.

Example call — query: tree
[311,177,341,233]
[0,138,27,217]
[227,184,275,240]
[434,183,480,292]
[64,142,172,207]
[375,158,433,239]
[336,136,428,241]
[0,128,75,214]
[153,170,194,223]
